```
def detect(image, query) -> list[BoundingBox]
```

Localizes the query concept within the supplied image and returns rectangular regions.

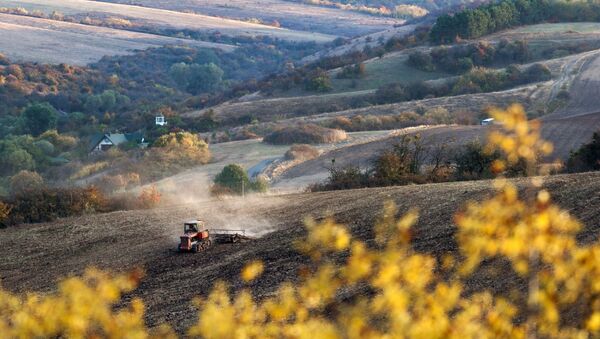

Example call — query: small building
[481,118,495,126]
[155,115,167,126]
[89,132,145,154]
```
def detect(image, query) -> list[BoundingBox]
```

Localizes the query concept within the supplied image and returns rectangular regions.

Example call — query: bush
[3,186,107,225]
[263,124,347,145]
[311,136,429,192]
[213,164,268,195]
[9,170,44,196]
[137,186,161,209]
[336,63,366,79]
[304,70,332,92]
[309,166,371,192]
[140,132,211,180]
[0,201,11,227]
[423,107,453,124]
[454,141,500,180]
[249,177,269,193]
[407,51,434,71]
[214,164,249,195]
[567,131,600,172]
[284,144,320,161]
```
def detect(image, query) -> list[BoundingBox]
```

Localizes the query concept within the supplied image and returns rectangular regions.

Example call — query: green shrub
[213,164,268,195]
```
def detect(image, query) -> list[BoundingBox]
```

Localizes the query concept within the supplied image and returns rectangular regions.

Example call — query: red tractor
[178,220,249,253]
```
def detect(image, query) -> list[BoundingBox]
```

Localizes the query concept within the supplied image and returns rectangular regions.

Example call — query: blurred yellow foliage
[0,105,598,338]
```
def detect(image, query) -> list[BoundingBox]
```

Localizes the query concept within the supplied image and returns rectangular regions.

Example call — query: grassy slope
[0,0,335,42]
[0,13,235,65]
[328,52,450,93]
[0,172,598,331]
[96,0,404,37]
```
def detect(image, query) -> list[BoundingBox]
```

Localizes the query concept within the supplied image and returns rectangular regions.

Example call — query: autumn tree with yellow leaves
[0,104,598,338]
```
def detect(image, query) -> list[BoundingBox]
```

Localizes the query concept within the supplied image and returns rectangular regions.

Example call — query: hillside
[1,172,598,332]
[96,0,405,37]
[0,0,335,42]
[0,13,235,65]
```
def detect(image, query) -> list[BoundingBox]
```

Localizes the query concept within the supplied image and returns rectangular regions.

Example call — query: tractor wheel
[206,239,212,248]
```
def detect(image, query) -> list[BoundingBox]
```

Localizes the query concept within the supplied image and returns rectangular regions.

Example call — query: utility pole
[242,179,245,198]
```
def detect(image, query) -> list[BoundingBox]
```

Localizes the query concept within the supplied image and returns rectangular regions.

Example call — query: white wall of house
[94,137,114,152]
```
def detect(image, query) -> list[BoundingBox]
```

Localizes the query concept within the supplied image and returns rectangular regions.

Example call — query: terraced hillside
[1,172,598,332]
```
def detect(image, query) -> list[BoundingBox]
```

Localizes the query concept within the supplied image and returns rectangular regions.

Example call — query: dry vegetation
[98,0,403,37]
[263,124,347,145]
[277,111,600,186]
[0,13,234,65]
[0,0,335,42]
[284,144,320,161]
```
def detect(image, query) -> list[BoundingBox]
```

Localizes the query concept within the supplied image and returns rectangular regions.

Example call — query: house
[89,132,146,154]
[155,115,167,126]
[481,118,495,126]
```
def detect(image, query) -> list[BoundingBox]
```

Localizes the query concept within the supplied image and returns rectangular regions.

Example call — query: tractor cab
[184,220,206,234]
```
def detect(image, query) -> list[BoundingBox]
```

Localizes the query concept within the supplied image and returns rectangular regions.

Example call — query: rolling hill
[0,12,235,65]
[96,0,405,37]
[1,172,598,332]
[0,0,336,42]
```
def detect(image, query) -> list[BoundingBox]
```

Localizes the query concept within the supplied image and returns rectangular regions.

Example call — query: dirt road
[550,51,600,118]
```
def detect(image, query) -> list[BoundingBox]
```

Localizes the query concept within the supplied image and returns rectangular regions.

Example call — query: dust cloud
[153,174,284,239]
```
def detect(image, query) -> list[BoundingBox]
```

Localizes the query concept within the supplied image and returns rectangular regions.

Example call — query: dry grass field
[301,24,418,63]
[184,89,376,121]
[0,0,335,42]
[0,171,598,332]
[549,51,600,118]
[0,13,235,65]
[97,0,404,37]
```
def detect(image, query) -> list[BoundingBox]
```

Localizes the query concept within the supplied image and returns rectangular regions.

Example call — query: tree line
[430,0,600,43]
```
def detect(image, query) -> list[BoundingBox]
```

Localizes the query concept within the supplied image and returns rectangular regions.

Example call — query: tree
[169,62,224,94]
[407,51,434,71]
[0,141,35,176]
[567,131,600,172]
[20,103,58,136]
[187,63,224,94]
[305,70,332,92]
[454,141,499,180]
[9,170,44,196]
[214,164,250,195]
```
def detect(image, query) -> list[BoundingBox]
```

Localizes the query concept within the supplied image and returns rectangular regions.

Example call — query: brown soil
[1,172,598,332]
